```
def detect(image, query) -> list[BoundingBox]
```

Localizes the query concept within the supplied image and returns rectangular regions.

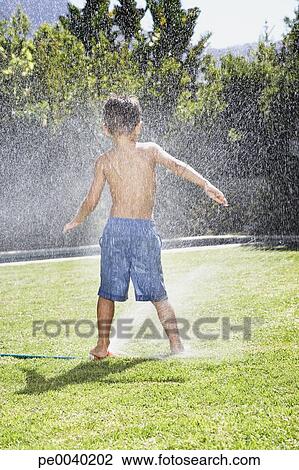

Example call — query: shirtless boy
[64,95,228,359]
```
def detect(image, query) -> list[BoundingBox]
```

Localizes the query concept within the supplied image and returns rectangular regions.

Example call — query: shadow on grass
[17,358,185,395]
[241,236,298,251]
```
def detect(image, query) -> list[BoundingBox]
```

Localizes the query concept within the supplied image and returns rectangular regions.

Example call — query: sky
[72,0,298,48]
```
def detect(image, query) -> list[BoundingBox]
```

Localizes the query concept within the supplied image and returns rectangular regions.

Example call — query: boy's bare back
[93,140,228,222]
[101,142,156,219]
[63,97,228,234]
[63,139,228,234]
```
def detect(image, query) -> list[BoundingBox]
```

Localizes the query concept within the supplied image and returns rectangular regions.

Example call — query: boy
[64,95,228,359]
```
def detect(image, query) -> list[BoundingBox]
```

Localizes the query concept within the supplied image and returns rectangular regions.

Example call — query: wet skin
[64,125,228,357]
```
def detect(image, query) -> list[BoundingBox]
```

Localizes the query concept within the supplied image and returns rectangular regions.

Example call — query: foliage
[60,0,116,54]
[0,8,34,125]
[113,0,146,43]
[29,23,94,126]
[0,2,298,236]
[90,32,144,100]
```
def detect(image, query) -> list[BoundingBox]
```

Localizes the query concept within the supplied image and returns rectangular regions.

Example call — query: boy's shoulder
[94,148,112,166]
[137,141,159,151]
[137,141,161,160]
[91,150,110,176]
[94,142,161,167]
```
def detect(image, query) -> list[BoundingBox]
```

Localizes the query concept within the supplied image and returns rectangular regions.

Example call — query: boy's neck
[112,134,137,150]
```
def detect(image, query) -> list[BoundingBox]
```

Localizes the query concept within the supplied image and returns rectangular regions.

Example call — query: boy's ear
[135,121,142,133]
[102,124,110,137]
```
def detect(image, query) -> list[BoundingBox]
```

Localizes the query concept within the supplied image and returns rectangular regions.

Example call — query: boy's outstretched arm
[63,157,106,233]
[151,143,228,206]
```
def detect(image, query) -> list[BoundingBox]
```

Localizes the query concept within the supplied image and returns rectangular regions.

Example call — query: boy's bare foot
[89,351,116,361]
[89,346,114,360]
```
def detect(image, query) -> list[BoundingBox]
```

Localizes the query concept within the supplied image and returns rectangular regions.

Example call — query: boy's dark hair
[102,95,142,136]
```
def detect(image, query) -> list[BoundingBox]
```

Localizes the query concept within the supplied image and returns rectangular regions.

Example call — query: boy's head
[102,95,142,138]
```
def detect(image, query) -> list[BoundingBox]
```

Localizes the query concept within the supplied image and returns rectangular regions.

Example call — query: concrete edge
[0,235,298,264]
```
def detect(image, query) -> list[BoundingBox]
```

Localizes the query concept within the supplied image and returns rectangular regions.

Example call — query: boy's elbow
[83,197,96,213]
[149,142,160,151]
[148,142,160,160]
[173,161,189,177]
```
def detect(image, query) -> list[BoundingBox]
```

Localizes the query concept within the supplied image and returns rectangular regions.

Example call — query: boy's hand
[63,220,80,234]
[204,182,229,207]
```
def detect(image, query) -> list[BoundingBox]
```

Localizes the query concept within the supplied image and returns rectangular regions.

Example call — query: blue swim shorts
[98,217,168,302]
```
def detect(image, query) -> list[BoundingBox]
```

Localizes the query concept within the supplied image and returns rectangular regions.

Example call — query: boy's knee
[99,296,114,305]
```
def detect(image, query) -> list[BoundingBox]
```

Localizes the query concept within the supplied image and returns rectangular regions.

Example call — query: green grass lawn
[0,246,298,449]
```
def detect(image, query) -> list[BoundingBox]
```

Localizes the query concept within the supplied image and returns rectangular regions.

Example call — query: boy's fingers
[213,194,228,206]
[206,188,228,206]
[63,221,79,233]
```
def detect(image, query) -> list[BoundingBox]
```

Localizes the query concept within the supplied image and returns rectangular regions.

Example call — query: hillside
[0,0,71,29]
[206,42,258,60]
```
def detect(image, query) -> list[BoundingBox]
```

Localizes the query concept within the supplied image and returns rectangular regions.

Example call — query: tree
[60,0,116,54]
[0,7,34,126]
[113,0,146,43]
[30,22,94,125]
[60,1,210,136]
[264,3,299,234]
[90,31,144,100]
[136,0,210,135]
